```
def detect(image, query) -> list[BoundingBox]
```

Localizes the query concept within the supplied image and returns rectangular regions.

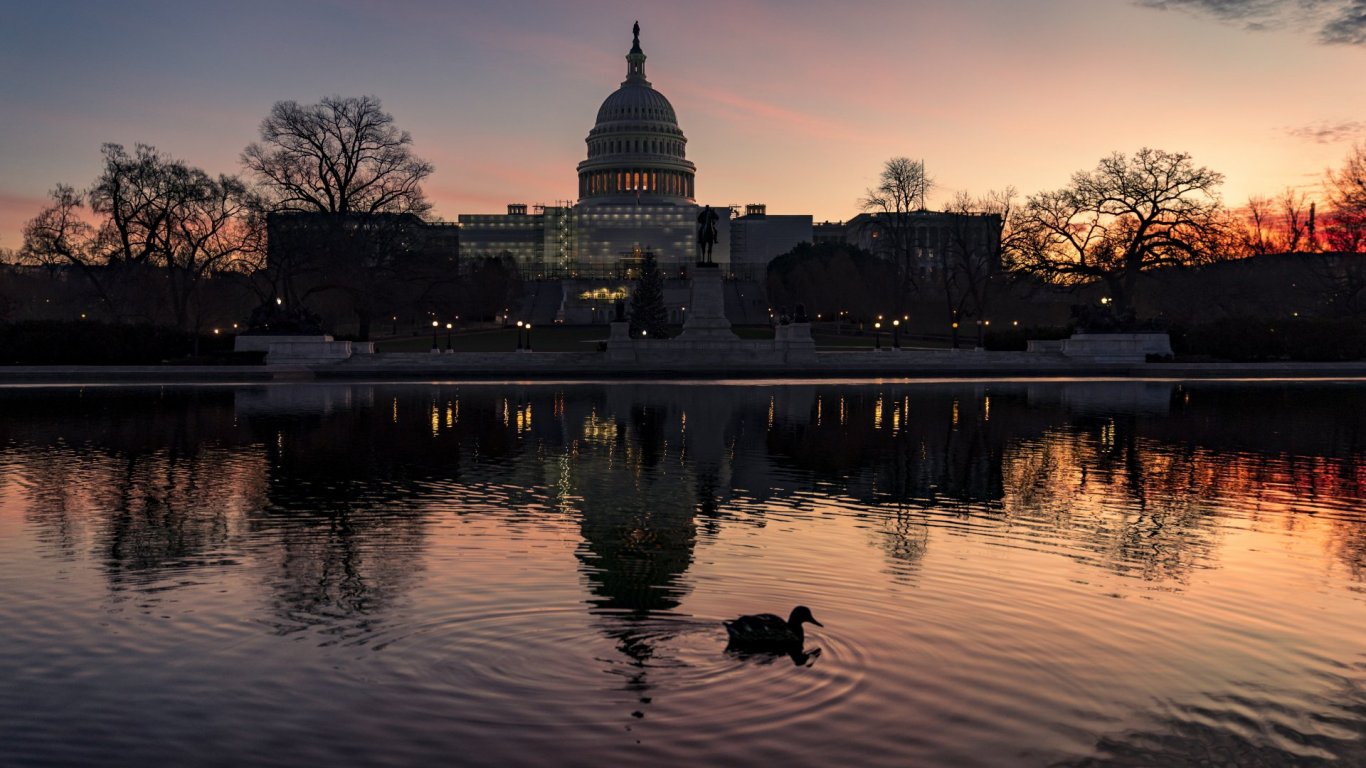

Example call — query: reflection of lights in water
[516,403,532,434]
[817,397,823,427]
[952,399,959,427]
[892,402,901,434]
[446,401,454,429]
[431,406,440,437]
[502,398,510,427]
[984,395,991,422]
[1101,420,1115,449]
[392,397,399,424]
[767,397,775,430]
[582,413,619,444]
[555,453,575,514]
[874,397,883,430]
[839,398,847,426]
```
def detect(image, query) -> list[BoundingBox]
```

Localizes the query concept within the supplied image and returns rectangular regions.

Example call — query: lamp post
[525,323,532,351]
[516,320,525,350]
[445,322,453,353]
[431,320,439,352]
[892,319,901,349]
[874,321,882,350]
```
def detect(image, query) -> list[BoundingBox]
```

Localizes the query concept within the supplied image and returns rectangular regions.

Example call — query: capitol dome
[577,23,696,205]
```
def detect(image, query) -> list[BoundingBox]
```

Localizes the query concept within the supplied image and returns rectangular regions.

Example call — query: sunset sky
[2,0,1365,249]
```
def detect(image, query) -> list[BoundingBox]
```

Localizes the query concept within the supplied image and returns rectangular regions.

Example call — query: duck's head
[788,605,823,628]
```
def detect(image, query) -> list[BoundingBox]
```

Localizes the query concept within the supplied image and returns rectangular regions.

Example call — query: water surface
[1,381,1363,766]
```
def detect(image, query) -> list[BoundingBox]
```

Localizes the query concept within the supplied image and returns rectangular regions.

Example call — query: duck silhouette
[723,606,822,652]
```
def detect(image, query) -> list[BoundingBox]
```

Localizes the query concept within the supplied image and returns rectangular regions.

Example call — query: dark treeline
[8,106,1366,356]
[6,96,515,344]
[776,144,1366,357]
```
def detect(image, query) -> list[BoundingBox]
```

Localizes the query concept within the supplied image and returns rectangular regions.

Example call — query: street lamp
[516,320,525,350]
[431,320,439,352]
[892,319,900,349]
[525,323,532,351]
[874,321,882,350]
[445,322,453,353]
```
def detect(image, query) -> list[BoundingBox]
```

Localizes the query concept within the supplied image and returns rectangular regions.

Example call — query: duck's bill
[811,619,824,627]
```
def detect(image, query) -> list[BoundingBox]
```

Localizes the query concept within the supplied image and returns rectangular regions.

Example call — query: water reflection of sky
[0,381,1363,767]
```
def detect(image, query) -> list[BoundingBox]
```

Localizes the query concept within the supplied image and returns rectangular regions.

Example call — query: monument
[678,205,737,342]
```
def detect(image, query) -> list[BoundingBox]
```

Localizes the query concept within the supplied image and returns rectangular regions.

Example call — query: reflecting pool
[1,380,1363,766]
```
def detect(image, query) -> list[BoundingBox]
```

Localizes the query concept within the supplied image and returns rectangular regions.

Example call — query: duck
[723,605,823,651]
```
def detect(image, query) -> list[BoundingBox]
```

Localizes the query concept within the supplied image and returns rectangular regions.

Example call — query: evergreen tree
[629,251,669,339]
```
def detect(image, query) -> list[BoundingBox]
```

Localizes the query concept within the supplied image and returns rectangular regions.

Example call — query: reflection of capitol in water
[4,382,1366,766]
[3,381,1363,608]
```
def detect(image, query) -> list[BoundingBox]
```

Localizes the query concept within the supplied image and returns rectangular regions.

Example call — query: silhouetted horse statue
[696,205,719,265]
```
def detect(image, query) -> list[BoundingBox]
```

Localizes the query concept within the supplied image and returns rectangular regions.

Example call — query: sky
[2,0,1365,250]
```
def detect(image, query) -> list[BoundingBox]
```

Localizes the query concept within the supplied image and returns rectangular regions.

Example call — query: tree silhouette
[20,144,258,330]
[242,96,436,338]
[1014,148,1226,320]
[1324,141,1366,252]
[860,157,935,303]
[629,251,668,338]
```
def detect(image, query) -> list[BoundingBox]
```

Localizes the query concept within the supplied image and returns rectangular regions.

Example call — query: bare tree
[1281,188,1310,254]
[1324,142,1366,254]
[242,95,436,338]
[1241,195,1278,256]
[242,95,432,216]
[860,157,934,304]
[20,185,123,316]
[1327,141,1366,214]
[941,191,996,348]
[164,171,260,334]
[1014,148,1225,320]
[21,145,257,329]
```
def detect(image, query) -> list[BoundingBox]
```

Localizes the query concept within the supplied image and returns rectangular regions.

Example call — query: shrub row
[1171,318,1366,362]
[0,321,245,365]
[983,325,1072,351]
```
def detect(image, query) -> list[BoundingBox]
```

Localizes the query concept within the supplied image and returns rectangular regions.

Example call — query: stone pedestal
[605,321,635,362]
[775,322,817,363]
[1051,332,1173,363]
[235,334,332,353]
[678,264,734,340]
[265,340,356,365]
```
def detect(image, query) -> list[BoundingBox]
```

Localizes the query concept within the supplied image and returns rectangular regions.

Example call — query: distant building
[841,211,1001,279]
[457,204,573,278]
[266,212,459,271]
[812,221,848,246]
[729,204,813,279]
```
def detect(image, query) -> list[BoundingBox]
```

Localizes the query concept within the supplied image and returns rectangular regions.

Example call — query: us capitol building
[454,23,1000,325]
[457,24,811,323]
